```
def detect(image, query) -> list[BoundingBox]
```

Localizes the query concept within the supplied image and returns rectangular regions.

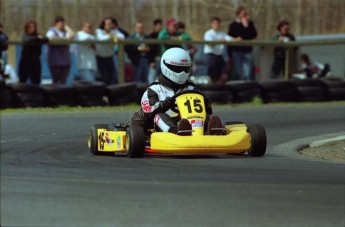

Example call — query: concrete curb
[309,135,345,148]
[272,131,345,162]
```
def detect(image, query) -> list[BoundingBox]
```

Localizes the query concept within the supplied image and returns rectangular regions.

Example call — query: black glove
[160,97,175,110]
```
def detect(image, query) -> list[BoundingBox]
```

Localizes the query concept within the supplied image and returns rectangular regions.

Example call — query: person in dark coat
[125,21,151,83]
[270,20,296,78]
[147,19,163,83]
[228,6,257,80]
[18,20,48,85]
[0,22,9,79]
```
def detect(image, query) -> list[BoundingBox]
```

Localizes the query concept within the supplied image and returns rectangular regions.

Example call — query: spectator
[111,18,129,38]
[18,20,48,85]
[75,22,97,81]
[147,18,163,83]
[0,22,9,81]
[95,17,125,85]
[4,63,18,84]
[176,21,197,59]
[109,17,126,81]
[299,54,331,79]
[228,6,257,80]
[204,17,237,84]
[270,20,295,78]
[0,22,8,57]
[125,21,151,83]
[46,16,74,84]
[158,18,190,55]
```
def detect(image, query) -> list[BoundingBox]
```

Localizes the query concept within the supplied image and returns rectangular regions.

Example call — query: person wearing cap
[46,16,74,84]
[158,18,190,55]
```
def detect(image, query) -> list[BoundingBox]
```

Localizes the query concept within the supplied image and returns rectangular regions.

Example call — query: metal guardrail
[5,39,345,82]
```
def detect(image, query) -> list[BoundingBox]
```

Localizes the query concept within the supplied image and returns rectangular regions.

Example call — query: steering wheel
[170,90,206,113]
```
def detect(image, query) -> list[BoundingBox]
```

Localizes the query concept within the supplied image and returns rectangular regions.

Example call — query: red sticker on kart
[154,114,161,124]
[105,133,114,145]
[191,120,203,128]
[141,100,152,112]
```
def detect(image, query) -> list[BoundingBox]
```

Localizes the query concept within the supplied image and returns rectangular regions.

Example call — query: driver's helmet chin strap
[158,74,189,92]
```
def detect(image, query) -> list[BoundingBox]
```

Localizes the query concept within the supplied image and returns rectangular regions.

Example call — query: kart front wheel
[247,124,267,157]
[88,124,109,155]
[126,126,145,158]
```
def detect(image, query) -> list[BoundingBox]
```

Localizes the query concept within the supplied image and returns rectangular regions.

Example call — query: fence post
[284,47,290,80]
[117,40,125,83]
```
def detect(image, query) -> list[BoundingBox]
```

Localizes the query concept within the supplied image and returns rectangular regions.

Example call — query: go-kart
[87,90,266,158]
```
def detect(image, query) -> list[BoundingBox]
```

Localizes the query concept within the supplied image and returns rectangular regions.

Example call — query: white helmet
[160,47,192,85]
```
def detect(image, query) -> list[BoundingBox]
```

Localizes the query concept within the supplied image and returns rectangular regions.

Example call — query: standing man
[204,17,237,84]
[228,6,257,80]
[125,21,151,83]
[147,19,163,83]
[270,20,296,79]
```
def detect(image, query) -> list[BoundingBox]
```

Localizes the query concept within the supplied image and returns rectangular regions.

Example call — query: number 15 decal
[184,99,203,113]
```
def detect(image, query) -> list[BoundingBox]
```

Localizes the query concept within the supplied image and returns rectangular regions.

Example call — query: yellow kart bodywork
[150,124,250,154]
[96,129,127,152]
[94,124,251,155]
[88,91,265,157]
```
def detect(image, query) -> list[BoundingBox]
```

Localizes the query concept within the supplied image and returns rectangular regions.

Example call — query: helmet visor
[163,60,190,73]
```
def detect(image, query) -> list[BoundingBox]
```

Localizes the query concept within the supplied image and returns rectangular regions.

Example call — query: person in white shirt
[4,64,18,84]
[95,17,125,85]
[75,23,97,81]
[204,17,238,83]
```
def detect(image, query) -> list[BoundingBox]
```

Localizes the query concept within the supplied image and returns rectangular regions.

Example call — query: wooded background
[1,0,345,40]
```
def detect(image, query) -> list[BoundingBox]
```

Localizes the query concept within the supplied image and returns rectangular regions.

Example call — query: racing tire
[88,124,109,155]
[258,80,295,103]
[74,81,106,106]
[126,126,145,158]
[320,79,345,101]
[8,83,44,107]
[41,84,76,107]
[106,83,140,105]
[247,124,267,157]
[1,88,12,109]
[226,81,262,103]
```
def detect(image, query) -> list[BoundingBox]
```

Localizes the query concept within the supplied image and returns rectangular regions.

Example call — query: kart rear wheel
[88,124,109,155]
[247,124,267,157]
[126,126,145,158]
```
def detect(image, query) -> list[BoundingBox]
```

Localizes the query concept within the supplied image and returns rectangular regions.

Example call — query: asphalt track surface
[1,104,345,227]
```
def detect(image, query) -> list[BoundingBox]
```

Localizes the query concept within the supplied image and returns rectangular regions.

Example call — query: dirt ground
[300,140,345,161]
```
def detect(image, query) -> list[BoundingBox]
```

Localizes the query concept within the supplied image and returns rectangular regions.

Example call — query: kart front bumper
[150,131,251,154]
